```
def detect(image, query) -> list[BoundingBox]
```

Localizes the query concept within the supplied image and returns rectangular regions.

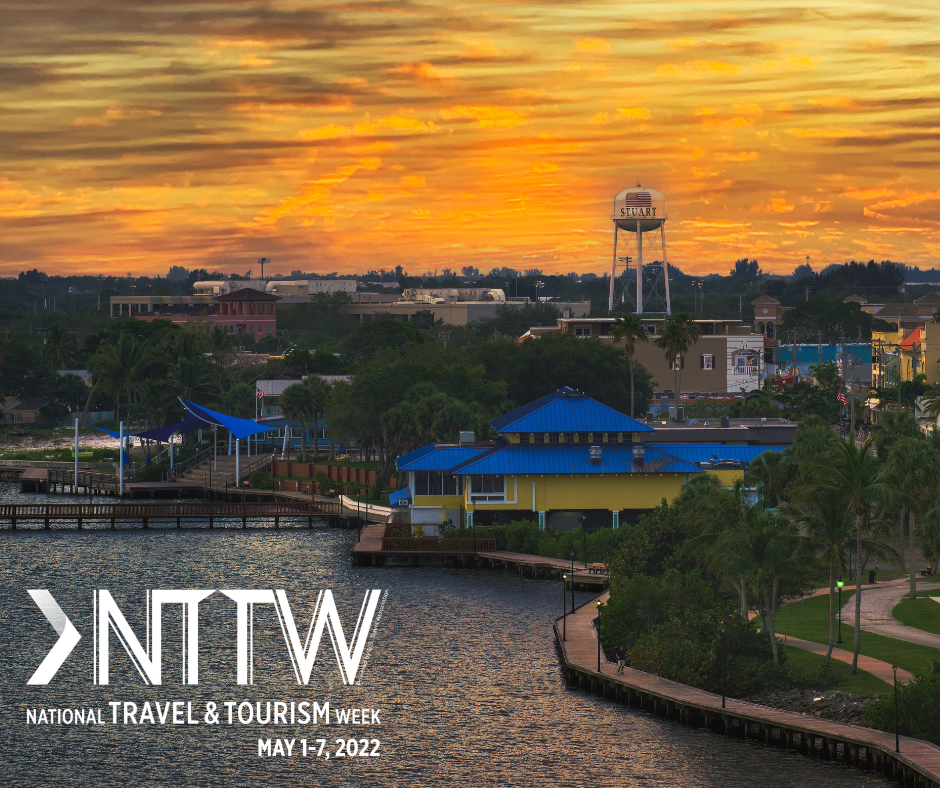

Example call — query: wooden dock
[557,591,940,788]
[0,501,340,530]
[351,521,609,589]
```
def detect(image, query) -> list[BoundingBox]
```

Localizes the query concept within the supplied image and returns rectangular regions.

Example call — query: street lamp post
[836,579,844,643]
[570,552,575,612]
[582,515,588,569]
[596,601,602,672]
[893,665,900,752]
[562,576,568,641]
[720,626,726,709]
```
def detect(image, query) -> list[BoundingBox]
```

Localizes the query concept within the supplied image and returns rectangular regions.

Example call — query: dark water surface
[0,484,890,787]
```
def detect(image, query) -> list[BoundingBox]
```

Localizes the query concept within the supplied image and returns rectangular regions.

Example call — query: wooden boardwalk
[558,591,940,787]
[350,522,608,589]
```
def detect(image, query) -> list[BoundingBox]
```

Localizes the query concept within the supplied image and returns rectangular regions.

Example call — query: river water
[0,484,889,787]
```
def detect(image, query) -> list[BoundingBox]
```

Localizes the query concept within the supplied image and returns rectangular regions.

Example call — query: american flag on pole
[623,192,652,206]
[837,391,847,405]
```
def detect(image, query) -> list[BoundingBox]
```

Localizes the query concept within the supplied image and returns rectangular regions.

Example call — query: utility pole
[849,344,855,445]
[804,287,811,302]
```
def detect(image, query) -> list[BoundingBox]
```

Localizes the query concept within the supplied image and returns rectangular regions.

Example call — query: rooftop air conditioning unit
[589,445,602,464]
[632,443,645,465]
[459,431,475,444]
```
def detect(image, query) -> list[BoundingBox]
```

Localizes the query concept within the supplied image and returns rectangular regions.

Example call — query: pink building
[137,287,280,337]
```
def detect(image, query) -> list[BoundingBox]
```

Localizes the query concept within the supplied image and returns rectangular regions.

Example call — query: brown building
[751,295,786,339]
[520,317,765,395]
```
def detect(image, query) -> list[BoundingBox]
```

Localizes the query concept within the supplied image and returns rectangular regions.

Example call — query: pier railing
[0,500,341,528]
[168,443,214,479]
[381,537,496,552]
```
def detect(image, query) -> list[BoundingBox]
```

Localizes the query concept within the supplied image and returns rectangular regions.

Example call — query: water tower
[607,185,671,314]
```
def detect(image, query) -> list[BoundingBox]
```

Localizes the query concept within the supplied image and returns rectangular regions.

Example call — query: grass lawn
[892,591,940,637]
[780,592,940,676]
[783,645,892,695]
[346,493,393,507]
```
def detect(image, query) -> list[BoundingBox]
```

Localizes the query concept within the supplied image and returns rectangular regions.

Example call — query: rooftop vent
[589,445,602,464]
[632,443,645,465]
[459,431,475,445]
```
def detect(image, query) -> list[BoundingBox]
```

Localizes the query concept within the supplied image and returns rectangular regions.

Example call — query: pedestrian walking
[615,645,626,674]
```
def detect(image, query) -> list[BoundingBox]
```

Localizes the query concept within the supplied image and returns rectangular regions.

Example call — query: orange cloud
[440,105,527,129]
[574,38,611,54]
[752,195,795,214]
[616,106,652,121]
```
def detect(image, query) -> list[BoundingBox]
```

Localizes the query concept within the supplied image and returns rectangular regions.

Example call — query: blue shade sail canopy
[93,425,137,439]
[134,413,207,442]
[181,399,270,439]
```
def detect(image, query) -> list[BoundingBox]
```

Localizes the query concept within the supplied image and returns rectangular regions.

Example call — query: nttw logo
[27,589,385,687]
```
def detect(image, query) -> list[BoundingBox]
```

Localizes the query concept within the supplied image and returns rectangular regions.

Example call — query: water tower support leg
[636,220,643,314]
[661,223,671,315]
[608,225,619,312]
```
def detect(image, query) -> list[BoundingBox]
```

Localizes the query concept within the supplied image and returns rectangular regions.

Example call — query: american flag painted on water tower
[622,192,652,206]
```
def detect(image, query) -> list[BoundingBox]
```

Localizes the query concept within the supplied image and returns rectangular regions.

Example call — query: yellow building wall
[412,494,464,508]
[924,323,940,386]
[708,469,746,486]
[465,473,690,512]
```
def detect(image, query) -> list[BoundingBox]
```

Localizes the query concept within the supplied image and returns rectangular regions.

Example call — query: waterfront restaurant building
[396,387,788,536]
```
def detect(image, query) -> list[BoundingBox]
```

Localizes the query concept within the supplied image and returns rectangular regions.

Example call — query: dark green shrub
[134,464,167,481]
[865,660,940,745]
[250,469,274,490]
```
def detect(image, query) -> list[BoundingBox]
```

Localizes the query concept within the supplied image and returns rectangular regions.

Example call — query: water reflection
[0,484,890,787]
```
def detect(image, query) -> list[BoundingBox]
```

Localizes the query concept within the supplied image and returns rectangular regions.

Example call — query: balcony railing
[733,366,759,376]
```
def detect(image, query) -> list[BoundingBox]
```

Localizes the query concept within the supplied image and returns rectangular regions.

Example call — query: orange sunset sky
[2,0,939,278]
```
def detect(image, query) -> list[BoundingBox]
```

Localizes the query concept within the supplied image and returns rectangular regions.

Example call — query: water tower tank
[612,186,667,233]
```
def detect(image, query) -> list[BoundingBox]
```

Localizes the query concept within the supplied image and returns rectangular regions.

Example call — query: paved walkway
[839,581,940,649]
[784,635,913,684]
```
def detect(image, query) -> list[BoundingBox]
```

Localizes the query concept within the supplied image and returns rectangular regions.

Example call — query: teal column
[538,511,546,530]
[612,511,619,530]
[466,511,473,529]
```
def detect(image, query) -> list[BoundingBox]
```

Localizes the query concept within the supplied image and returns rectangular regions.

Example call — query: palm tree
[916,506,940,573]
[167,355,219,404]
[712,506,806,666]
[746,450,793,507]
[795,438,903,673]
[654,312,702,412]
[90,333,154,419]
[43,322,76,370]
[920,384,940,423]
[788,417,839,464]
[609,314,649,418]
[129,379,170,429]
[870,410,920,459]
[280,382,317,461]
[304,375,333,459]
[785,492,896,666]
[683,481,753,621]
[888,437,940,599]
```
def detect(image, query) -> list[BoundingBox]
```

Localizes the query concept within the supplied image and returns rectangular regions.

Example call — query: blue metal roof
[448,441,701,476]
[396,444,491,472]
[654,444,789,466]
[490,387,653,435]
